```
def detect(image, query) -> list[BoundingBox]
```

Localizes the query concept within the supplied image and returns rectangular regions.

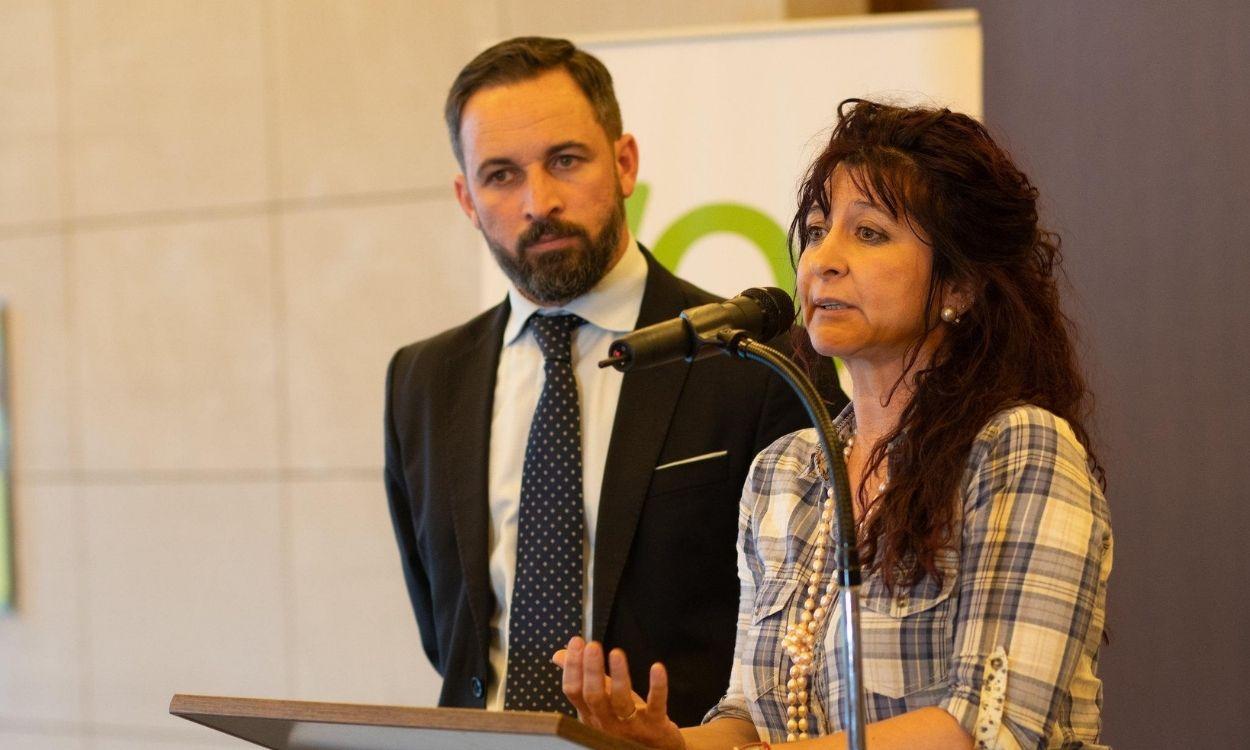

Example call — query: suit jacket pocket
[646,451,730,497]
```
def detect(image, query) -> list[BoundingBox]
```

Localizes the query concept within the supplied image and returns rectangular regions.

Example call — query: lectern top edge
[170,693,649,750]
[171,693,564,733]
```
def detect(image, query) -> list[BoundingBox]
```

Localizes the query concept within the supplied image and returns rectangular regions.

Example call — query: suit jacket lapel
[592,254,692,641]
[442,299,509,650]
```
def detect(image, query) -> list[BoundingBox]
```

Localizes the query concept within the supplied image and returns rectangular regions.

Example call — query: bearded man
[384,36,811,724]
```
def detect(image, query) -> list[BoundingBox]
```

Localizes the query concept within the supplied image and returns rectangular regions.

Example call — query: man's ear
[453,174,481,230]
[614,133,639,198]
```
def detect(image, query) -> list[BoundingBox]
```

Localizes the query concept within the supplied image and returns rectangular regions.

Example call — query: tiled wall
[0,1,860,747]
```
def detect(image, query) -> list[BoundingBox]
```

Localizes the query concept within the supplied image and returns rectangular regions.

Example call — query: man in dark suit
[384,37,813,725]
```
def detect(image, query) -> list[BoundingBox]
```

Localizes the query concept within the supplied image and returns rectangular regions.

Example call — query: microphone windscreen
[740,287,795,340]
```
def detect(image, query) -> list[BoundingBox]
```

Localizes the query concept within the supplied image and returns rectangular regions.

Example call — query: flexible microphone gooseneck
[598,286,794,372]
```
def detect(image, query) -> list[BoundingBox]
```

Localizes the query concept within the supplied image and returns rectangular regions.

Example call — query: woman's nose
[802,233,847,277]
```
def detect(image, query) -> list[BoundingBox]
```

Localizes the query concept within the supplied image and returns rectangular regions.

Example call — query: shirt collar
[800,402,857,482]
[502,235,648,345]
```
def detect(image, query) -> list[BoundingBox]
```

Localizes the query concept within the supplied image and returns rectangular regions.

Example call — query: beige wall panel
[271,0,497,199]
[0,730,85,750]
[0,485,83,723]
[64,1,267,218]
[280,200,482,470]
[287,479,440,705]
[72,217,280,472]
[82,481,285,731]
[91,734,235,750]
[498,0,785,37]
[0,235,73,473]
[0,0,60,226]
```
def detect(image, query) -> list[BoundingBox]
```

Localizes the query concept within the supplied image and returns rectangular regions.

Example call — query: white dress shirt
[485,238,648,709]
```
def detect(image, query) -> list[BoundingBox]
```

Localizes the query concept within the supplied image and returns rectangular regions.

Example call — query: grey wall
[887,1,1250,746]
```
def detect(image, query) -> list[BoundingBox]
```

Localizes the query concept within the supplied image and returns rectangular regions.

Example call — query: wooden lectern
[170,694,647,750]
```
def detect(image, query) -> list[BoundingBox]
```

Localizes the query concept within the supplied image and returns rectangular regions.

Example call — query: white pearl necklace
[779,435,884,741]
[780,487,838,740]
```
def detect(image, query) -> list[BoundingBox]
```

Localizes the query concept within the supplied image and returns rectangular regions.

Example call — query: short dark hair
[444,36,624,167]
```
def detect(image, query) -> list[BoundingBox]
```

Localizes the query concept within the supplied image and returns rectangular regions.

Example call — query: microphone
[599,287,794,372]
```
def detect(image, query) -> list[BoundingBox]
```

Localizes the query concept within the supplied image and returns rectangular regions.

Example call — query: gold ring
[618,705,639,721]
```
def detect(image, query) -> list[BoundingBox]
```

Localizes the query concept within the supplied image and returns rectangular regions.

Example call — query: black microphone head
[739,287,795,340]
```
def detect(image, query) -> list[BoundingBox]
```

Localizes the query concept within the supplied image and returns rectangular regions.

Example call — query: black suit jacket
[384,250,814,725]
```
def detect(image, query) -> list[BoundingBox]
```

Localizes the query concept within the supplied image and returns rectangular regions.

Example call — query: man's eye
[485,169,512,185]
[553,154,578,169]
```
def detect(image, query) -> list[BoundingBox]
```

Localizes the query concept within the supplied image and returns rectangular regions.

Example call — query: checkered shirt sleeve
[940,406,1112,749]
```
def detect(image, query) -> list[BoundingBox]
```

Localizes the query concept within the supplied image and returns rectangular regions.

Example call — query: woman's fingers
[559,638,672,746]
[561,637,592,718]
[608,648,641,720]
[580,641,616,720]
[645,661,670,718]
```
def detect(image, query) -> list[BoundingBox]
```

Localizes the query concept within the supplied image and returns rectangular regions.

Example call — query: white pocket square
[654,450,728,471]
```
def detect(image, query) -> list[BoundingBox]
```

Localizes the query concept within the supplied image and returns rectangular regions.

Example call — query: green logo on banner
[626,183,795,290]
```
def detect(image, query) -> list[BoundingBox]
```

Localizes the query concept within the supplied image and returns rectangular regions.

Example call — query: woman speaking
[557,100,1112,750]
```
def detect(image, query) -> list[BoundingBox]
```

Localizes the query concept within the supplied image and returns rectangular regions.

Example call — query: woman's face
[797,166,940,365]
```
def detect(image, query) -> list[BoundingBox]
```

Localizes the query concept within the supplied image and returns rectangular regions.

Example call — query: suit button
[470,677,484,699]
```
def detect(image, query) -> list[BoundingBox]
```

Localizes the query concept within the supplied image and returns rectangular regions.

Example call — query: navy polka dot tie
[504,313,587,714]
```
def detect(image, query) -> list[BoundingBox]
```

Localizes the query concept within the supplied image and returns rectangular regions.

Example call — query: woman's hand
[553,636,686,750]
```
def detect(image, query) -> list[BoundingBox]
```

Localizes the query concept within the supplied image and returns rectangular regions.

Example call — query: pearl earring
[940,306,961,324]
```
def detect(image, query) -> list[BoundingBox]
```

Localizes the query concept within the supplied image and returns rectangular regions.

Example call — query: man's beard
[485,200,625,306]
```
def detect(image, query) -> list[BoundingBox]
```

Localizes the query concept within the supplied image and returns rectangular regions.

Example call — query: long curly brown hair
[789,99,1105,591]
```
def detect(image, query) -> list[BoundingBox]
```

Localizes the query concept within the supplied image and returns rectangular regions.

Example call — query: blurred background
[0,1,1246,748]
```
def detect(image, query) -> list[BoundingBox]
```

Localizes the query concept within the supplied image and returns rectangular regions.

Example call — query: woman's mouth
[812,297,853,311]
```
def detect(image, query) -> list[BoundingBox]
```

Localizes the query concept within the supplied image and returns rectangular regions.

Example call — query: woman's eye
[804,224,827,244]
[856,225,886,243]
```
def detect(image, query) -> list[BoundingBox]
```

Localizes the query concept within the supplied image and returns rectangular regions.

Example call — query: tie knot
[528,313,585,362]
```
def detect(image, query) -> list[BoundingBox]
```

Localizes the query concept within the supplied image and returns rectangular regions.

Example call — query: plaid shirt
[706,405,1112,749]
